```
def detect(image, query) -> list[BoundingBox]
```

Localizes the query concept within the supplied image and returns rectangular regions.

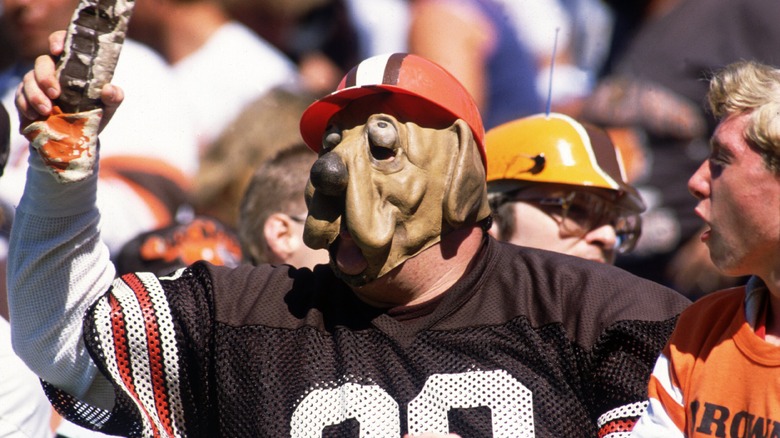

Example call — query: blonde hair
[708,60,780,173]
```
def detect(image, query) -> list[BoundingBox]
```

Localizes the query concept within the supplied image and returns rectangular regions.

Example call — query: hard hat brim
[300,84,487,167]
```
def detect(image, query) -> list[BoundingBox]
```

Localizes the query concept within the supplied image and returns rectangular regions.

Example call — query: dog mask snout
[310,151,348,197]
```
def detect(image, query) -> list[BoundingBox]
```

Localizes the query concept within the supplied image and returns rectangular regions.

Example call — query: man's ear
[487,219,500,239]
[263,213,300,264]
[443,119,491,227]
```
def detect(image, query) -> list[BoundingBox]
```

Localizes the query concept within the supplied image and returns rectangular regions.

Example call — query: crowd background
[1,0,779,435]
[4,0,777,303]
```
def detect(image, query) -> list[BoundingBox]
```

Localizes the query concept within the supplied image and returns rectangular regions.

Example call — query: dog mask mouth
[302,108,490,287]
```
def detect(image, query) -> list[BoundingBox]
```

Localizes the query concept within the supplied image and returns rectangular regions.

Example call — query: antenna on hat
[545,27,561,117]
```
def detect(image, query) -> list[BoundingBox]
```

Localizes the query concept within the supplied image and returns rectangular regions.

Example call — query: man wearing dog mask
[10,44,689,437]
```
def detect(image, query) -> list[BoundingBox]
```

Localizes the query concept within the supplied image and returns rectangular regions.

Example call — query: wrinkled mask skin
[303,99,490,287]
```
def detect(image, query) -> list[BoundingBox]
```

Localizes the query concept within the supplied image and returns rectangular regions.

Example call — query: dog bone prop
[24,0,134,183]
[57,0,135,113]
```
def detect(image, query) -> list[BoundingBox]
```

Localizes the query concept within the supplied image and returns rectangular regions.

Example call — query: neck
[352,226,484,308]
[163,2,229,64]
[763,270,780,345]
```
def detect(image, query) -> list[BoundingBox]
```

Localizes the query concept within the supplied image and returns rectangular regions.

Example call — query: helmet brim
[300,84,487,167]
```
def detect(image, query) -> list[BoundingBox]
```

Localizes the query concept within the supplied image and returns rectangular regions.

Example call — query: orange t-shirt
[633,279,780,437]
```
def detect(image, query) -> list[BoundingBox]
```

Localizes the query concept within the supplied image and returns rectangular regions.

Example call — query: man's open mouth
[330,228,369,277]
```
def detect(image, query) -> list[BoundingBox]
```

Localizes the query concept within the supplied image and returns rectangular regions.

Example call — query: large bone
[56,0,135,113]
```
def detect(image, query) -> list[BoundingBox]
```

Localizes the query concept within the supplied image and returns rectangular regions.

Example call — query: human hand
[15,31,125,183]
[14,31,123,133]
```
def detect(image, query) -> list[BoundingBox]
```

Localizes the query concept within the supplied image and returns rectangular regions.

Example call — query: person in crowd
[407,0,542,129]
[0,100,53,438]
[486,112,644,265]
[193,85,316,228]
[0,11,15,72]
[114,216,243,278]
[343,0,410,59]
[495,0,613,114]
[632,60,780,437]
[127,0,300,149]
[238,143,328,268]
[220,0,360,97]
[10,41,689,436]
[1,316,53,438]
[0,0,197,258]
[582,0,780,297]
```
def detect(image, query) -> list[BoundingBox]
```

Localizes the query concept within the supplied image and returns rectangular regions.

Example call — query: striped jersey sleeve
[631,347,686,437]
[88,271,187,437]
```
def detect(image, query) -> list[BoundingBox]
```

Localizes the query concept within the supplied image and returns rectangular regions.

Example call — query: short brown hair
[238,144,317,264]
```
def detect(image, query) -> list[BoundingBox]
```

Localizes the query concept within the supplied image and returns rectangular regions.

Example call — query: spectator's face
[2,0,78,62]
[688,112,780,278]
[490,186,620,264]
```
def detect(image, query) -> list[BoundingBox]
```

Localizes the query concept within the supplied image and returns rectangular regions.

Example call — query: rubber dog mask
[302,94,490,287]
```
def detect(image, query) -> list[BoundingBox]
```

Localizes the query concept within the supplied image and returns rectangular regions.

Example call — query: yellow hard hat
[485,113,645,213]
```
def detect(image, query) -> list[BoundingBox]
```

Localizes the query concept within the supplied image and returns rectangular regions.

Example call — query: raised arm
[8,31,124,409]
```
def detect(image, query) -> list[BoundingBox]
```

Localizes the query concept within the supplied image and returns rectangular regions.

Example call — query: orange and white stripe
[631,352,685,437]
[596,401,648,438]
[93,272,185,437]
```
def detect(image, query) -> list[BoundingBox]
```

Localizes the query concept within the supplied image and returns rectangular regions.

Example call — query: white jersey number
[290,370,535,437]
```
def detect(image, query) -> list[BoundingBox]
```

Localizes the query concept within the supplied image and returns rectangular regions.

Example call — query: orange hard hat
[299,53,486,167]
[485,113,645,213]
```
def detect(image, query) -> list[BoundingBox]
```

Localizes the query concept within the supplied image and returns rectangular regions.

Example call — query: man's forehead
[710,112,749,153]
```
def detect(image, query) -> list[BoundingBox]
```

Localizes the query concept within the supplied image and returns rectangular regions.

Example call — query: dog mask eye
[322,125,342,152]
[368,119,398,161]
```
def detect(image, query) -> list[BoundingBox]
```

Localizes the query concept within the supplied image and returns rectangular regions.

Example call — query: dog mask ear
[443,119,491,228]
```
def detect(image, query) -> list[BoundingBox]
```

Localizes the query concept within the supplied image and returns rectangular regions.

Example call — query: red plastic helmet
[299,53,486,167]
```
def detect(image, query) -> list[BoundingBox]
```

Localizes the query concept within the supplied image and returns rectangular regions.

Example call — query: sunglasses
[505,190,641,253]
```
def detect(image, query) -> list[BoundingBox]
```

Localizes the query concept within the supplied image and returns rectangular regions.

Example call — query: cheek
[710,179,780,258]
[713,178,764,222]
[374,168,430,216]
[507,204,563,247]
[739,188,780,240]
